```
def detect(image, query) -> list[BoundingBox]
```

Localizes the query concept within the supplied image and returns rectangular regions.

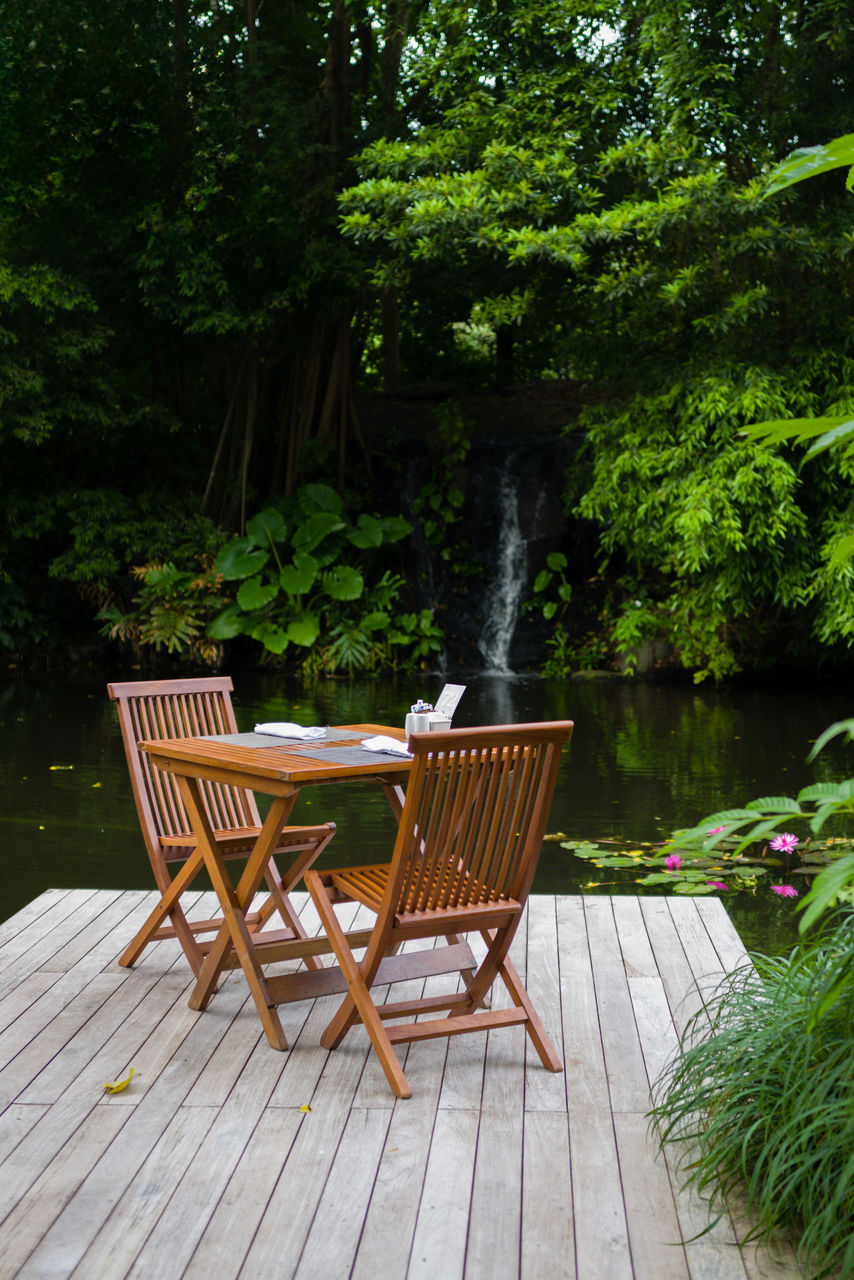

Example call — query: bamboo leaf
[806,721,854,762]
[803,419,854,460]
[765,133,854,195]
[799,850,854,931]
[744,796,801,813]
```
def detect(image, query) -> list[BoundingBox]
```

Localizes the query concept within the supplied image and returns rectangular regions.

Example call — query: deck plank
[557,896,634,1280]
[0,891,805,1280]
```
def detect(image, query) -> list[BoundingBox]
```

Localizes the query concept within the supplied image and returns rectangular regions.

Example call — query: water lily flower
[769,832,799,853]
[705,881,728,891]
[770,884,798,898]
[768,834,804,855]
[665,853,682,871]
[707,826,728,835]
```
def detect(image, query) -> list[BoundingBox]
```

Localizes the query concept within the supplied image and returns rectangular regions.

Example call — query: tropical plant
[96,557,226,667]
[656,724,854,915]
[650,916,854,1280]
[646,717,854,1276]
[207,482,427,674]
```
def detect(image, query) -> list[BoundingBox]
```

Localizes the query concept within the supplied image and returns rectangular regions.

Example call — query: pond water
[2,669,851,955]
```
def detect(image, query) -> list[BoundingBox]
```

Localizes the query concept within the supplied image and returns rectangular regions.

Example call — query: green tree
[0,1,429,655]
[340,0,854,679]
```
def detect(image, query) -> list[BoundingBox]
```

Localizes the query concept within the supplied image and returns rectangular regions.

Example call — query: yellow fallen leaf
[49,764,74,771]
[299,1104,311,1112]
[104,1066,135,1094]
[92,781,102,788]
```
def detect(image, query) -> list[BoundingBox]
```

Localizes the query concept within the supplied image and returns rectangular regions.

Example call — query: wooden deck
[0,890,803,1280]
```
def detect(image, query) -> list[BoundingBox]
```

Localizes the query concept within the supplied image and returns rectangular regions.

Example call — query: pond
[2,668,851,955]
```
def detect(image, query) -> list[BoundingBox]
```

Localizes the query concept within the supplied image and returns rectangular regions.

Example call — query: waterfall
[477,460,527,673]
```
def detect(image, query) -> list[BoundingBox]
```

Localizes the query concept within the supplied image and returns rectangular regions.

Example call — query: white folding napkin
[360,735,413,758]
[253,722,326,740]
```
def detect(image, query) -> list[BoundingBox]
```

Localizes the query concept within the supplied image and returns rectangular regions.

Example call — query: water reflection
[1,670,850,955]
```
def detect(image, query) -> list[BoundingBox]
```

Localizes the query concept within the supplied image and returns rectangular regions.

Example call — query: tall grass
[650,915,854,1280]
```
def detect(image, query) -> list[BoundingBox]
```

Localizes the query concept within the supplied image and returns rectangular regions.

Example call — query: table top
[141,722,413,789]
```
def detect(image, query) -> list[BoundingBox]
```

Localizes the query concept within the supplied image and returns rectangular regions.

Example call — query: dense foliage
[2,0,854,678]
[339,0,854,679]
[651,917,854,1279]
[649,716,854,1276]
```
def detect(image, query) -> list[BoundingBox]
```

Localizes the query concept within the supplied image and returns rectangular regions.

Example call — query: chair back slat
[389,723,572,918]
[108,677,260,854]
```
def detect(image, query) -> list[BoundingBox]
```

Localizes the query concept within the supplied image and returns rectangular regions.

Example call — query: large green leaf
[311,532,347,569]
[292,511,345,552]
[360,610,390,631]
[765,133,854,196]
[236,576,278,611]
[298,483,342,515]
[280,551,318,596]
[380,515,413,543]
[246,508,289,546]
[287,614,320,646]
[250,622,289,654]
[322,565,364,600]
[347,514,383,549]
[215,539,269,581]
[207,604,247,639]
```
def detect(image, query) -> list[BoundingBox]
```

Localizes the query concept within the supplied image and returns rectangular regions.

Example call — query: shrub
[650,916,854,1279]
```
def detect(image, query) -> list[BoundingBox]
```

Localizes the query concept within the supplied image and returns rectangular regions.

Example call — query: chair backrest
[108,677,261,860]
[387,721,573,916]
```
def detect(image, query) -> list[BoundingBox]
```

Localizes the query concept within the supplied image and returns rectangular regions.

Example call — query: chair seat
[161,824,336,860]
[328,863,522,925]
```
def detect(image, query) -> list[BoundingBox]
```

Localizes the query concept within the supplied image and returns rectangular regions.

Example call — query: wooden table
[141,724,477,1049]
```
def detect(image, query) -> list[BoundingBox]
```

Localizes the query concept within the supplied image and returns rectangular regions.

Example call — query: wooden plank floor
[0,890,803,1280]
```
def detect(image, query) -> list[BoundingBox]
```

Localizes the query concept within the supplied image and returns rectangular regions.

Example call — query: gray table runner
[206,727,368,748]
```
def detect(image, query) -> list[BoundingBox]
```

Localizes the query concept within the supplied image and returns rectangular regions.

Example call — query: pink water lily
[771,884,798,898]
[769,833,799,853]
[665,853,682,871]
[707,826,728,835]
[705,881,728,891]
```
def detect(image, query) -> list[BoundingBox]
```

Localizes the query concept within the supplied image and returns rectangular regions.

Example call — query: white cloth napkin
[253,722,326,740]
[360,735,413,758]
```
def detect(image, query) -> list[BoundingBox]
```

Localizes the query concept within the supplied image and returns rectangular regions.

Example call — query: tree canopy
[2,0,854,679]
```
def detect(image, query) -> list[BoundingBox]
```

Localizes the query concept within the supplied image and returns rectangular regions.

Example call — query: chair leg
[250,854,322,971]
[497,952,563,1072]
[118,852,206,974]
[258,832,336,972]
[305,871,412,1099]
[473,929,562,1072]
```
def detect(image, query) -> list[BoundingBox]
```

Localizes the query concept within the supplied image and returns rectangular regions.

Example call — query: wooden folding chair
[305,720,573,1098]
[108,676,335,977]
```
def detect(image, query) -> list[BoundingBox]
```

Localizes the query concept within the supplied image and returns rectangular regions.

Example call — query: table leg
[380,780,406,821]
[179,776,297,1050]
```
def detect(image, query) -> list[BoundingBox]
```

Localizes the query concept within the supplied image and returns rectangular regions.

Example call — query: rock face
[361,387,586,672]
